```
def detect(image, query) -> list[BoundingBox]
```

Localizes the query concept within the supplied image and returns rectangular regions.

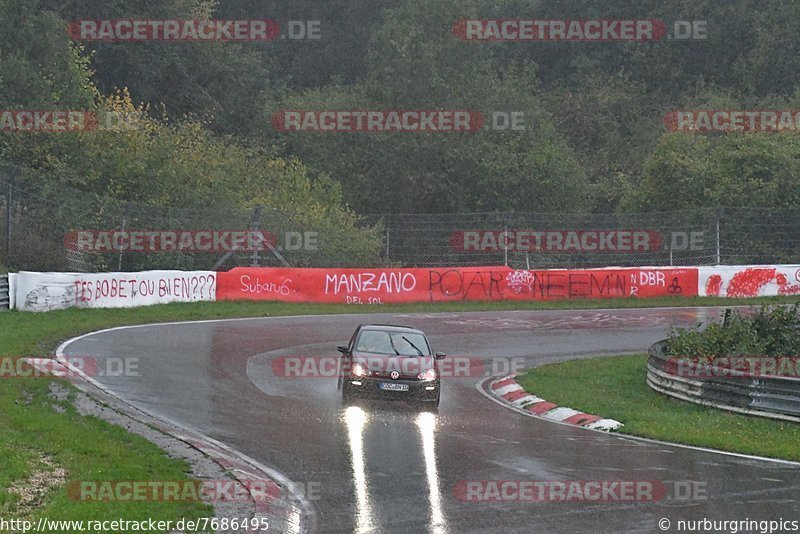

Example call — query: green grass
[0,294,798,528]
[0,380,213,530]
[516,354,800,462]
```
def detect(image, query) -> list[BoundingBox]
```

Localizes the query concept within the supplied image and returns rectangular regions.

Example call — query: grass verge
[0,379,213,529]
[1,294,798,526]
[515,354,800,462]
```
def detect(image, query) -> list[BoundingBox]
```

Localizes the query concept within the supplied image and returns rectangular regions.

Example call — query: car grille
[368,369,418,380]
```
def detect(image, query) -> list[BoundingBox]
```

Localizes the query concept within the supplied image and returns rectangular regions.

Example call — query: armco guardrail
[647,340,800,423]
[0,274,9,310]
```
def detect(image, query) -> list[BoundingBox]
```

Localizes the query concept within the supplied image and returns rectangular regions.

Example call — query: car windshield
[355,331,430,356]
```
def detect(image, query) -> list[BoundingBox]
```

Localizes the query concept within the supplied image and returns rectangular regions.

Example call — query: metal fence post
[715,208,722,265]
[249,205,263,267]
[4,172,12,268]
[669,239,673,266]
[503,213,509,267]
[384,216,390,265]
[117,216,126,271]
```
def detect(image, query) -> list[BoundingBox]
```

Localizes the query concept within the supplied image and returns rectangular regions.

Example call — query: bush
[666,304,800,360]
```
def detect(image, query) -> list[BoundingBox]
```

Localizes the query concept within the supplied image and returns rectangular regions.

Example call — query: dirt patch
[7,453,67,515]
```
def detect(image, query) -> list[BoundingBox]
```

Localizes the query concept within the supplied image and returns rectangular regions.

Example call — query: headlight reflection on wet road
[344,405,374,534]
[343,405,449,534]
[416,411,448,534]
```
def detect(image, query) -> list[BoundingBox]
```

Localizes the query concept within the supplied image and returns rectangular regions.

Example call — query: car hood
[352,352,434,376]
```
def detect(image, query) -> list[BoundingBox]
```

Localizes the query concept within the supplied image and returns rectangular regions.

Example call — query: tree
[620,132,800,211]
[270,0,588,214]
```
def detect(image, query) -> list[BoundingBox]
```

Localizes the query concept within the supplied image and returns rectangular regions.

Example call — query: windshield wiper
[387,335,400,355]
[401,336,424,356]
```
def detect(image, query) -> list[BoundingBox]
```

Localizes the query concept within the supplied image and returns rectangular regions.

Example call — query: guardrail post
[0,274,8,311]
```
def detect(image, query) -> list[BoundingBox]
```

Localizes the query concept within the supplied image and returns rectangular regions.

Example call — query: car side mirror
[435,352,446,360]
[337,346,349,354]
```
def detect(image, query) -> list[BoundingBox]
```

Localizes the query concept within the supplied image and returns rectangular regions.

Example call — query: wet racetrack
[61,308,800,533]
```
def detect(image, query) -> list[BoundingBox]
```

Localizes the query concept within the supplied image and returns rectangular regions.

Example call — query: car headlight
[418,368,437,381]
[352,363,367,377]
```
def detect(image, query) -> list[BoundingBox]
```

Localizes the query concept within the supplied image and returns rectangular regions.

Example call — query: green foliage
[6,0,800,225]
[39,0,273,136]
[0,0,97,109]
[270,0,588,214]
[2,90,383,269]
[620,127,800,211]
[667,305,800,359]
[0,2,383,268]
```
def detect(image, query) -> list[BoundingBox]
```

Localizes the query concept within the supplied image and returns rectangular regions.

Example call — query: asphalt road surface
[61,308,800,533]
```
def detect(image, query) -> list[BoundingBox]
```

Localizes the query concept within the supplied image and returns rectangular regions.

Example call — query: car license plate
[380,382,409,392]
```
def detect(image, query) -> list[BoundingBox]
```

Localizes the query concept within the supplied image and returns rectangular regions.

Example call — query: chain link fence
[366,208,798,268]
[1,162,798,272]
[0,163,381,272]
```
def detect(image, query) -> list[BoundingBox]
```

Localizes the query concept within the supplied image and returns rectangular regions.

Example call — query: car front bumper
[345,376,440,401]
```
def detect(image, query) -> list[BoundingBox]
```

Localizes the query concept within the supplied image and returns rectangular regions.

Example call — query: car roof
[359,324,425,334]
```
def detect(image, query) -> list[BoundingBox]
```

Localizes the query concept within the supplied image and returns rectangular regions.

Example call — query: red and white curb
[490,375,623,431]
